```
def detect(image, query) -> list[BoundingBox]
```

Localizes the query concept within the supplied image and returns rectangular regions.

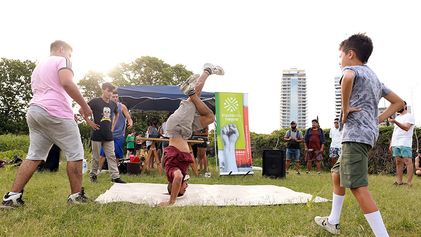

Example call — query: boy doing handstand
[158,63,224,206]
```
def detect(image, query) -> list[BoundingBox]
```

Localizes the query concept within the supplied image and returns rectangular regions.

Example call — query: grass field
[1,158,420,237]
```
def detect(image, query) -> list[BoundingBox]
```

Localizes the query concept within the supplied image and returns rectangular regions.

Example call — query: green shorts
[331,142,371,188]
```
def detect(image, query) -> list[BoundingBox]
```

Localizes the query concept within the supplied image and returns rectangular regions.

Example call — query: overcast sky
[1,0,420,134]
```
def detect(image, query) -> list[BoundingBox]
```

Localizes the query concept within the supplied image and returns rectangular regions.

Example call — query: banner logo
[224,97,239,112]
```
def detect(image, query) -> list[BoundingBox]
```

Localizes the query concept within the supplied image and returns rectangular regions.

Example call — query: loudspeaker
[262,150,285,178]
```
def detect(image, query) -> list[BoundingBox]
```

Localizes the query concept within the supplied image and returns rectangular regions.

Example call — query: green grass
[1,158,420,237]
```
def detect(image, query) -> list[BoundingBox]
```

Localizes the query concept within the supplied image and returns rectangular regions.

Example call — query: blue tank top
[112,103,126,139]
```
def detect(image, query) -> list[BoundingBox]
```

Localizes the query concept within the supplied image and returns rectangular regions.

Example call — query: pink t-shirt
[29,56,74,118]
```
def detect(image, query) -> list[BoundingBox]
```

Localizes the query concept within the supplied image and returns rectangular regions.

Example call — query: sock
[204,68,212,75]
[328,193,345,225]
[365,211,389,237]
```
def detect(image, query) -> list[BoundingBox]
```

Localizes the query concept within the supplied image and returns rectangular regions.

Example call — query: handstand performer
[158,63,224,206]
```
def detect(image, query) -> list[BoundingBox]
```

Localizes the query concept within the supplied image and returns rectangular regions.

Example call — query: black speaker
[262,150,285,178]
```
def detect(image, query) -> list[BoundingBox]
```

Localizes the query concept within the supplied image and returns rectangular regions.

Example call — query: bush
[0,134,30,153]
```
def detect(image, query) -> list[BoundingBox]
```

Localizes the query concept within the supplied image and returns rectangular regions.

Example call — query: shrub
[0,134,30,152]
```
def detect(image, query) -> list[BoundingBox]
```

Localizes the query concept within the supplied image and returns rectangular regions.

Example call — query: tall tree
[0,58,36,134]
[77,70,105,101]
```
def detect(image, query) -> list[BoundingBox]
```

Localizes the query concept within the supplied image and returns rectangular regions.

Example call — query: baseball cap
[139,131,143,134]
[291,121,296,124]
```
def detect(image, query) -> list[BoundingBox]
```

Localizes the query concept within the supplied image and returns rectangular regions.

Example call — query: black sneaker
[68,187,96,204]
[111,178,126,184]
[7,153,23,166]
[1,190,25,210]
[90,175,99,183]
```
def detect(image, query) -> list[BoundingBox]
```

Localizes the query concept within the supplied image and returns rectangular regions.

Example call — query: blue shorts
[392,146,412,158]
[286,149,300,162]
[100,136,125,159]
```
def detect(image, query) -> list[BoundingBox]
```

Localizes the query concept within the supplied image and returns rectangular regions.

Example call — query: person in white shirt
[329,118,341,166]
[388,101,415,187]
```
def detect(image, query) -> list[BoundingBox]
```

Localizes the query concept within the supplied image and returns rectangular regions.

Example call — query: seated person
[415,149,421,176]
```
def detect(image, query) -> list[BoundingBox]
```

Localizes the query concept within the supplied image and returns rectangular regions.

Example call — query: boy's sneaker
[296,171,301,175]
[111,178,126,184]
[286,171,289,174]
[180,74,200,96]
[1,190,25,210]
[317,172,322,175]
[203,63,224,75]
[315,216,340,234]
[68,187,96,204]
[90,175,99,183]
[306,171,310,175]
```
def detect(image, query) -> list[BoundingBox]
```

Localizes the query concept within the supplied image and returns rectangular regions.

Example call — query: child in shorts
[314,33,404,236]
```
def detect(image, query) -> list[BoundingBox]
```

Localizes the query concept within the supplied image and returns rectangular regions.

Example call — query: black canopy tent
[117,85,215,112]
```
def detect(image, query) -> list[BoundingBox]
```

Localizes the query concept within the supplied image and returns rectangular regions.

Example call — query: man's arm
[388,119,413,132]
[121,104,133,130]
[379,91,403,123]
[158,169,183,206]
[111,112,119,132]
[59,69,91,118]
[341,71,361,123]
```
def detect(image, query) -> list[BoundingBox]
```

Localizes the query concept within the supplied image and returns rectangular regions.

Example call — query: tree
[108,56,193,86]
[0,58,36,134]
[77,70,105,101]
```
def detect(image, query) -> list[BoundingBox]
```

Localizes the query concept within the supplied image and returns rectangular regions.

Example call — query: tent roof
[117,85,215,112]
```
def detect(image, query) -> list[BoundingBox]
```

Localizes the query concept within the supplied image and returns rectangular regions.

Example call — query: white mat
[95,183,329,206]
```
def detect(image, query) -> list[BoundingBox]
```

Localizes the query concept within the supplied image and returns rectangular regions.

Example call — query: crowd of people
[2,34,421,236]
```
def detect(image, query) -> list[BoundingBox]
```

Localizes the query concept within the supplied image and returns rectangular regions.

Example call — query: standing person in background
[1,40,94,209]
[304,119,325,175]
[83,82,126,184]
[329,118,341,167]
[146,118,159,169]
[388,101,415,187]
[159,113,171,167]
[284,121,304,175]
[135,131,144,158]
[193,126,209,172]
[98,90,133,173]
[126,130,136,159]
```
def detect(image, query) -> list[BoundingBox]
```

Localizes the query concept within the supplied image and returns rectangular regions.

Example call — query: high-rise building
[280,68,307,129]
[334,76,341,118]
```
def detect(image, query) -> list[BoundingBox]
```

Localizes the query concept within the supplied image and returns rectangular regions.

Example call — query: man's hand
[79,105,92,119]
[157,201,174,206]
[88,121,100,131]
[342,107,362,123]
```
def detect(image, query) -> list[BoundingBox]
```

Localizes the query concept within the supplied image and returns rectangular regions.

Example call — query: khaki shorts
[26,106,84,162]
[165,100,202,140]
[331,142,371,188]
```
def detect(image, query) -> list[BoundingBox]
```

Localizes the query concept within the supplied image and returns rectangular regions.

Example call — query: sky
[1,0,420,134]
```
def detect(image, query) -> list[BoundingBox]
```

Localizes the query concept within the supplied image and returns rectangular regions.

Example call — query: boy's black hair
[167,183,184,197]
[339,33,373,64]
[334,118,339,121]
[102,82,115,91]
[312,119,318,123]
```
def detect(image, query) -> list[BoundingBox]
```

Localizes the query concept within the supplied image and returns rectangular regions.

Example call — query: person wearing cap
[329,118,341,166]
[135,131,144,158]
[158,63,224,206]
[415,150,421,176]
[98,89,133,174]
[388,101,415,186]
[284,121,304,175]
[304,119,325,175]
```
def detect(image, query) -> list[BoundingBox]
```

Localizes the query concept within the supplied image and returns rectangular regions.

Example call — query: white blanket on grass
[95,183,329,206]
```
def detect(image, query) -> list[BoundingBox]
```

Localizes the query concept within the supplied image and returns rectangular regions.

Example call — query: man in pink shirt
[1,40,95,209]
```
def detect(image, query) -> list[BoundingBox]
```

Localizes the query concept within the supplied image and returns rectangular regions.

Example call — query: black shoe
[7,153,23,166]
[90,175,99,183]
[111,178,126,184]
[68,187,96,204]
[1,190,25,210]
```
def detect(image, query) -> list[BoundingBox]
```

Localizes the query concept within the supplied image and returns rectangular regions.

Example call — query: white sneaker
[315,216,340,234]
[180,74,200,96]
[203,63,224,75]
